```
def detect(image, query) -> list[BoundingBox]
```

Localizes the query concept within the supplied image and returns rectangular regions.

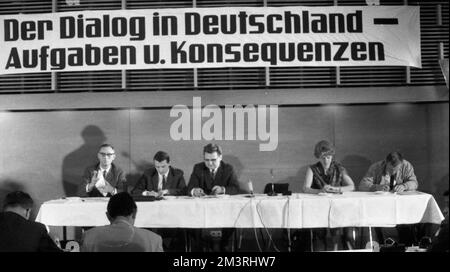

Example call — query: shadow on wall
[222,155,245,193]
[61,125,106,197]
[341,155,373,189]
[277,165,309,193]
[122,151,153,192]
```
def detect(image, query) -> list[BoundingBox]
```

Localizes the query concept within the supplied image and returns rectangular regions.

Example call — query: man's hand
[87,171,100,192]
[394,184,406,193]
[142,190,159,197]
[192,188,205,197]
[371,184,390,192]
[103,181,115,194]
[212,186,225,195]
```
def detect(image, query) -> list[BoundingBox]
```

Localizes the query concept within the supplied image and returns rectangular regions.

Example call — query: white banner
[0,6,421,75]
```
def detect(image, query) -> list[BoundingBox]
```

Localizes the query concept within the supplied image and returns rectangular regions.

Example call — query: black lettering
[185,13,200,35]
[315,42,331,61]
[50,48,66,70]
[4,19,19,41]
[351,42,367,60]
[67,47,83,66]
[267,14,282,33]
[207,44,223,62]
[347,10,362,33]
[333,42,349,61]
[248,14,264,34]
[297,43,313,61]
[368,42,384,60]
[225,43,240,62]
[23,49,38,68]
[243,43,258,62]
[85,44,100,65]
[189,44,204,63]
[203,15,218,35]
[60,16,75,39]
[171,41,187,63]
[5,47,21,69]
[130,17,145,40]
[103,46,119,65]
[144,45,160,64]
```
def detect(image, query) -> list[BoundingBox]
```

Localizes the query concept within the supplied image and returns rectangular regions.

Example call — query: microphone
[248,179,254,197]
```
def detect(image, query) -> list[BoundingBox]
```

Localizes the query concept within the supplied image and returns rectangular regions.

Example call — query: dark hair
[203,143,222,155]
[98,143,115,152]
[153,151,170,163]
[107,192,137,218]
[386,152,403,166]
[3,191,33,210]
[314,140,335,159]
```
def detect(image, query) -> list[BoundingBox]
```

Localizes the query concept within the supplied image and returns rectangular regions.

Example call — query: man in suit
[0,191,62,252]
[187,143,240,197]
[81,192,163,252]
[359,151,419,246]
[187,143,240,251]
[80,143,127,197]
[131,151,186,196]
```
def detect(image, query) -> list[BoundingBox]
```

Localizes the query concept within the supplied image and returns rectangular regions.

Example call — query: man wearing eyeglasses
[187,143,240,197]
[187,143,240,252]
[81,144,127,197]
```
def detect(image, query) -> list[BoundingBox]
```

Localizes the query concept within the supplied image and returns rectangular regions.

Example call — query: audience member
[0,191,62,252]
[81,192,163,252]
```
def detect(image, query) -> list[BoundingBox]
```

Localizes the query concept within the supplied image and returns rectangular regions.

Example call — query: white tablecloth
[35,192,444,228]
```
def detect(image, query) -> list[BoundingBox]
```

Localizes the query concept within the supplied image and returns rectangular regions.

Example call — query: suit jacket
[80,163,127,197]
[0,212,62,252]
[81,220,163,252]
[131,166,186,196]
[187,161,240,195]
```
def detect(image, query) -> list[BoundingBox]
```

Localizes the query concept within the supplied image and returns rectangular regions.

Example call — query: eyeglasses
[204,158,218,162]
[99,152,115,157]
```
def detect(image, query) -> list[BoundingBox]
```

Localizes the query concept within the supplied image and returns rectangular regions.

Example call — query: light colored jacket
[359,159,418,191]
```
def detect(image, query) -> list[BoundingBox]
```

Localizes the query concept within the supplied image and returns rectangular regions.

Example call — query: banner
[0,6,421,75]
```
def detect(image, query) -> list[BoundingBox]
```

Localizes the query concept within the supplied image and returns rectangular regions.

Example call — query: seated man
[187,143,240,252]
[359,151,419,246]
[0,191,62,252]
[80,143,127,197]
[131,151,186,197]
[187,143,240,197]
[81,192,163,252]
[131,150,187,251]
[359,151,418,193]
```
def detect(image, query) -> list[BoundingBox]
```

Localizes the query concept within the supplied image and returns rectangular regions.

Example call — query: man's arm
[223,164,240,195]
[401,161,418,191]
[37,225,63,252]
[168,170,187,196]
[131,173,149,195]
[116,168,127,193]
[78,167,93,197]
[187,165,202,196]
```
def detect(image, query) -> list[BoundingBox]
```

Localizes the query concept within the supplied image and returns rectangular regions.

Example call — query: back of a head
[2,191,33,211]
[107,192,137,219]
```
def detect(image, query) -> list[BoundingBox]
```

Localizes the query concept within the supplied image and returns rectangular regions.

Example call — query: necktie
[103,170,107,179]
[162,175,167,190]
[210,170,215,181]
[389,174,396,191]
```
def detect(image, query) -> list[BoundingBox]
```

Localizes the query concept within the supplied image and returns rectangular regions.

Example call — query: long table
[36,192,444,229]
